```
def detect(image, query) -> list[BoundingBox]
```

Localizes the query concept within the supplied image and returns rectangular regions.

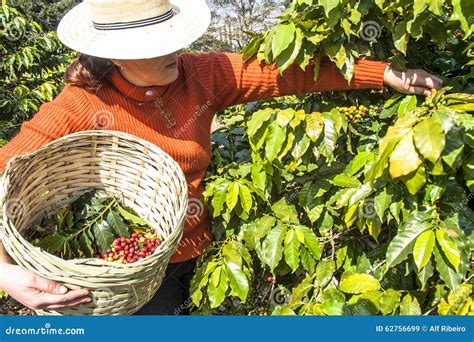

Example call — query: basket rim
[0,130,189,270]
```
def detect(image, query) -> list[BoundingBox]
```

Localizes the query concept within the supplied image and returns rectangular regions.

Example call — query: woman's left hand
[383,65,443,96]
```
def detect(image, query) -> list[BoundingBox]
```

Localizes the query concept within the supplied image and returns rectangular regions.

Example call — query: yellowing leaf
[389,131,422,178]
[339,274,381,294]
[413,117,445,163]
[305,112,324,142]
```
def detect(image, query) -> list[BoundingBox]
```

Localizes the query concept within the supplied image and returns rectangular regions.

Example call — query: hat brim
[57,0,211,59]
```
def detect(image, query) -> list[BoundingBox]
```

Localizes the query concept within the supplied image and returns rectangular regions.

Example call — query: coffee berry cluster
[423,88,447,108]
[97,232,161,264]
[337,104,379,123]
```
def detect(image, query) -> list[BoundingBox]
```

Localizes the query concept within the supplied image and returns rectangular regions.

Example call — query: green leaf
[225,182,240,212]
[254,215,277,239]
[331,173,361,187]
[265,119,287,162]
[416,259,434,288]
[393,21,408,54]
[413,229,435,270]
[300,247,316,273]
[319,112,338,160]
[208,267,228,308]
[305,112,324,142]
[271,23,296,58]
[284,230,301,272]
[299,226,321,260]
[247,108,274,138]
[413,117,445,163]
[242,35,263,62]
[263,223,287,271]
[92,220,115,253]
[276,27,303,73]
[386,211,432,269]
[316,260,336,287]
[251,164,266,192]
[319,0,339,16]
[223,242,242,267]
[117,204,149,226]
[271,198,299,224]
[224,261,249,301]
[397,95,417,116]
[428,0,444,15]
[380,289,402,315]
[238,185,253,214]
[339,274,381,294]
[436,229,461,271]
[292,132,311,160]
[107,210,130,238]
[413,0,428,17]
[441,126,464,168]
[37,234,68,254]
[433,244,462,291]
[211,181,229,217]
[374,187,393,221]
[400,165,426,195]
[451,0,474,34]
[78,234,94,258]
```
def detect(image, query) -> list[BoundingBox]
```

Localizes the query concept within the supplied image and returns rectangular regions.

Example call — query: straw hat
[57,0,211,59]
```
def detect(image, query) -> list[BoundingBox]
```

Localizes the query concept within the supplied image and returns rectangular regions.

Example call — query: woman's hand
[384,65,443,96]
[0,262,91,310]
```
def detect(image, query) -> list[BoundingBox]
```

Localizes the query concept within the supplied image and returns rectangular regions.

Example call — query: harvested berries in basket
[28,190,162,264]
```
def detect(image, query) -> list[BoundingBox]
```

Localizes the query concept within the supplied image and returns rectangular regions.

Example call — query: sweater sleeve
[0,85,90,173]
[191,52,387,111]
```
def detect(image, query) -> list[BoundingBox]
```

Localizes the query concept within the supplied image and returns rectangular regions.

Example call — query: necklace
[138,89,176,128]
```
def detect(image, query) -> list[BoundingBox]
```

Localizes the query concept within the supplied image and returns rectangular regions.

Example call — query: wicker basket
[0,131,188,315]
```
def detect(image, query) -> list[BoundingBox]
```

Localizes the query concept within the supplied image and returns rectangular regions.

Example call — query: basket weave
[0,131,188,315]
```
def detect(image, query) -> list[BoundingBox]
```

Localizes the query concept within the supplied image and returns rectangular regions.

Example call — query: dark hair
[64,54,115,92]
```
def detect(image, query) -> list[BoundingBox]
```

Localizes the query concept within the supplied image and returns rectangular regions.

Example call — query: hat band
[93,8,175,30]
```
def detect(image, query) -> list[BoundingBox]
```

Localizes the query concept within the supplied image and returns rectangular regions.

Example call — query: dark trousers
[134,258,197,315]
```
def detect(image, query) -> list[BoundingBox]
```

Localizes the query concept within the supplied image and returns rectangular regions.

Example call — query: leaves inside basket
[28,190,162,263]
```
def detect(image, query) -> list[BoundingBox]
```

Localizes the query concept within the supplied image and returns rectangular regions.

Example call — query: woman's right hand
[0,262,91,310]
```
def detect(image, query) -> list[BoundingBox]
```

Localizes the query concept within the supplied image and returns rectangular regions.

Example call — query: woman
[0,0,442,314]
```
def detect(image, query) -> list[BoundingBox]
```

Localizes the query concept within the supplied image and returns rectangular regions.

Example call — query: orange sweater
[0,52,387,263]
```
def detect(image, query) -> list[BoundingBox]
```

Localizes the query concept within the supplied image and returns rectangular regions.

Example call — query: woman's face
[112,53,179,87]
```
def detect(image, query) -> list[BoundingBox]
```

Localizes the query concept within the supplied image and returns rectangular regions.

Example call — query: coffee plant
[191,0,474,315]
[28,190,162,263]
[0,1,74,145]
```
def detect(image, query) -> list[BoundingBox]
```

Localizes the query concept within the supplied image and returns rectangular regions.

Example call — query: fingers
[409,69,443,90]
[406,86,432,96]
[37,289,91,308]
[31,275,68,295]
[43,296,92,311]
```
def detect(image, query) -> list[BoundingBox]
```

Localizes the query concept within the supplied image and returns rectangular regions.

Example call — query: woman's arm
[0,85,91,171]
[190,52,441,111]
